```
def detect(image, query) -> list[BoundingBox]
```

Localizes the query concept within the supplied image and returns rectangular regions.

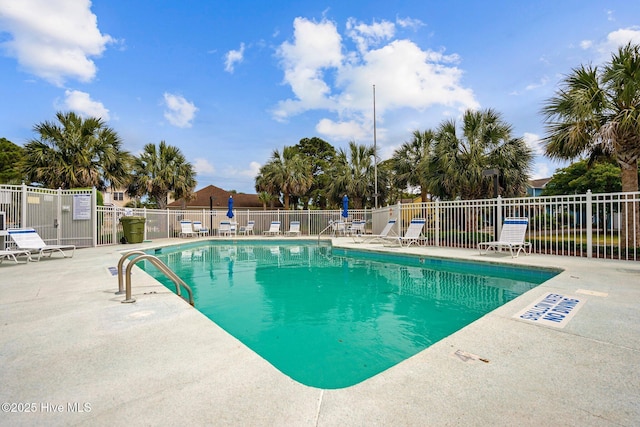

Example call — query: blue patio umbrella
[227,196,234,218]
[341,194,349,218]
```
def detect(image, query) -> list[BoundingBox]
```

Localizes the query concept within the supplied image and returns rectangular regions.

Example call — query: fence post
[92,187,98,247]
[396,201,402,236]
[496,196,503,238]
[56,187,62,244]
[21,182,27,227]
[166,208,170,238]
[435,200,440,247]
[586,190,593,259]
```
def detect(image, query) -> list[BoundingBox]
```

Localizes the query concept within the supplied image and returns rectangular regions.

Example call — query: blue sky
[1,1,639,194]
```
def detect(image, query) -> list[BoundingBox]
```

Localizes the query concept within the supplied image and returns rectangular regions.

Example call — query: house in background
[167,184,283,210]
[102,188,134,207]
[526,178,551,197]
[102,188,175,208]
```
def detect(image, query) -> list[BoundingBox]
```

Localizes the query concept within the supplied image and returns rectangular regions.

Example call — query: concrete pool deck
[1,237,639,426]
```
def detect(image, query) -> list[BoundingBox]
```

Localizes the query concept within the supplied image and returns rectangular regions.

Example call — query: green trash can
[120,216,146,243]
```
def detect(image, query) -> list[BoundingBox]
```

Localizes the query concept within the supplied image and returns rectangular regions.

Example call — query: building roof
[168,184,282,209]
[528,178,551,189]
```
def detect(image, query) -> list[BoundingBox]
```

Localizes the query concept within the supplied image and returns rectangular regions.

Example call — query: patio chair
[192,221,209,236]
[347,220,366,236]
[330,220,347,236]
[179,220,197,238]
[218,221,234,237]
[7,228,75,261]
[478,217,532,258]
[238,220,255,235]
[263,221,281,236]
[384,218,426,247]
[0,249,33,264]
[284,221,301,236]
[354,219,397,243]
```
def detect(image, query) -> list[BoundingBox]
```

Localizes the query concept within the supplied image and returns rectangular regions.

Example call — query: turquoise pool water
[142,241,558,389]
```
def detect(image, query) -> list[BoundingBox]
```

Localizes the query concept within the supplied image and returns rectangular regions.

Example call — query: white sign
[514,293,584,328]
[73,194,92,220]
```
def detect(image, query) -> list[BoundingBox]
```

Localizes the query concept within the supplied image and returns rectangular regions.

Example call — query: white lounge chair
[284,221,301,236]
[384,218,425,247]
[218,221,234,236]
[0,249,33,264]
[354,219,397,243]
[7,228,75,261]
[179,220,197,237]
[238,220,255,235]
[478,217,532,258]
[192,221,209,236]
[263,221,281,236]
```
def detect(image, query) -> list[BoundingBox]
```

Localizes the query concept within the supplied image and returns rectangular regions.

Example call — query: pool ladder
[116,250,194,306]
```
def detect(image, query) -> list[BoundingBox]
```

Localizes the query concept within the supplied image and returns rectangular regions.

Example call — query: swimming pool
[142,241,558,389]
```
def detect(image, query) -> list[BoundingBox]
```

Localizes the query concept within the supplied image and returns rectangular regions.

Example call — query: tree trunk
[619,157,640,250]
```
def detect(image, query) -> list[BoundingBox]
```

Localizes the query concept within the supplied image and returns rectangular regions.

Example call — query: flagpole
[373,84,378,208]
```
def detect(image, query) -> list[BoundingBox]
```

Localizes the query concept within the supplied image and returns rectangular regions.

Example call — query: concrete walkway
[0,238,638,426]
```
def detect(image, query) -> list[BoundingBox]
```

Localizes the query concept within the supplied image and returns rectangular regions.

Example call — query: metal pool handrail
[118,252,194,306]
[116,250,147,295]
[318,222,335,242]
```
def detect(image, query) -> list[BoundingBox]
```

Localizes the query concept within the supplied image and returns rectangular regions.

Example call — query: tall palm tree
[542,42,640,194]
[128,141,196,209]
[428,108,532,200]
[328,141,376,208]
[542,42,640,247]
[391,129,436,202]
[257,146,312,209]
[23,111,130,190]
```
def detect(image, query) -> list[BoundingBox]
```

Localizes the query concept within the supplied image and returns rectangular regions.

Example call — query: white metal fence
[96,206,372,244]
[1,184,95,248]
[2,184,639,262]
[392,190,640,261]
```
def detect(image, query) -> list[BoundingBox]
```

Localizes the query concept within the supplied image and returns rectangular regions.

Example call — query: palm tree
[328,141,376,208]
[23,111,130,190]
[128,141,196,209]
[428,108,532,200]
[542,42,640,248]
[257,146,313,209]
[391,130,436,202]
[542,42,640,194]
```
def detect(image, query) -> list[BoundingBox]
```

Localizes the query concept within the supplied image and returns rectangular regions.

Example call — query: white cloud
[163,93,198,128]
[61,89,110,120]
[580,40,593,50]
[221,161,262,181]
[584,27,640,62]
[531,162,551,180]
[395,16,424,30]
[273,17,478,142]
[243,161,261,178]
[346,17,395,53]
[316,118,368,141]
[194,158,215,175]
[524,76,549,91]
[607,10,615,22]
[0,0,114,86]
[523,132,543,155]
[273,17,343,120]
[224,42,245,73]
